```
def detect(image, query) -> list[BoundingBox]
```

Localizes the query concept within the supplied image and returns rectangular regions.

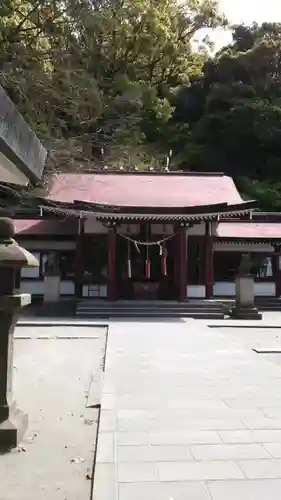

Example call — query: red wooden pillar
[173,227,179,296]
[75,217,84,298]
[205,222,214,299]
[273,247,281,297]
[107,226,117,300]
[179,225,187,301]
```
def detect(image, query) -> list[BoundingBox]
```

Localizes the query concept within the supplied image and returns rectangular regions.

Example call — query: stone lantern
[0,218,39,450]
[230,253,262,320]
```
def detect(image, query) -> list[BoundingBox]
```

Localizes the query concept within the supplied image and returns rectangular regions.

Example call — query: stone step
[77,302,222,309]
[76,311,224,319]
[77,311,223,318]
[257,304,281,312]
[77,308,223,314]
[76,305,224,320]
[76,298,225,319]
[219,299,281,313]
[77,305,223,312]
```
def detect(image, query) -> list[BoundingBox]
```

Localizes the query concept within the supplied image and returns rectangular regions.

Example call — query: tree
[0,0,225,172]
[171,22,281,209]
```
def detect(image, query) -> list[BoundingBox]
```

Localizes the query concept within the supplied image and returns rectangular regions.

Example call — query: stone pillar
[107,226,117,300]
[44,275,60,303]
[0,218,38,450]
[205,223,214,299]
[179,225,187,301]
[230,253,262,320]
[43,252,60,304]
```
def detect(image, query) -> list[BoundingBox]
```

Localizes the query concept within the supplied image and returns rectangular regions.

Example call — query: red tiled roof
[14,219,77,236]
[47,173,245,208]
[216,222,281,239]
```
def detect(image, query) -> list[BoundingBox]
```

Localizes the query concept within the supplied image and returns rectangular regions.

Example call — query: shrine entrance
[115,223,177,300]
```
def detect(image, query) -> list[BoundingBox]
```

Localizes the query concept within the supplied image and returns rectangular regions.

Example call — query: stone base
[44,276,60,304]
[230,306,263,320]
[0,406,28,451]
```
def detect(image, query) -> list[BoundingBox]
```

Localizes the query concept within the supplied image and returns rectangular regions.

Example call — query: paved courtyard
[94,318,281,500]
[2,315,281,499]
[0,325,107,500]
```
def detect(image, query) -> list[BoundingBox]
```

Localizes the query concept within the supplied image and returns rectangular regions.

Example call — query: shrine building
[13,171,281,301]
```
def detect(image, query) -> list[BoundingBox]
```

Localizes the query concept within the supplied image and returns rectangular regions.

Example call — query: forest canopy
[1,1,281,210]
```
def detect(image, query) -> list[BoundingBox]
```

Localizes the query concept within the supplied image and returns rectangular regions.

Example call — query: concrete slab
[263,442,281,458]
[118,462,157,482]
[190,443,271,460]
[207,479,281,500]
[205,311,281,328]
[119,481,211,500]
[117,445,194,462]
[156,460,244,481]
[238,458,281,479]
[15,325,105,338]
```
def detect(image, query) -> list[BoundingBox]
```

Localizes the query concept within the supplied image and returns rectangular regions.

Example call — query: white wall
[20,280,75,296]
[20,281,44,295]
[60,281,75,295]
[213,282,276,297]
[187,285,206,298]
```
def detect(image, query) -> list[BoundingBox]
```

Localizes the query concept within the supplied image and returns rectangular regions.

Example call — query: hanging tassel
[127,239,132,279]
[146,244,151,279]
[162,243,168,276]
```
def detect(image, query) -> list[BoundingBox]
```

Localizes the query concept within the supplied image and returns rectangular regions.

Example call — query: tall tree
[171,22,281,209]
[0,0,224,147]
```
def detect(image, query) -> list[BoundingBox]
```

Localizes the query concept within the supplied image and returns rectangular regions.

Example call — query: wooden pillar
[179,225,187,301]
[107,226,117,300]
[273,247,281,297]
[173,227,179,296]
[75,217,84,298]
[205,222,214,299]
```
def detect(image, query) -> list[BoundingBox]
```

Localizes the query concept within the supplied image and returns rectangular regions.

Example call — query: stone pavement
[94,318,281,500]
[0,325,107,500]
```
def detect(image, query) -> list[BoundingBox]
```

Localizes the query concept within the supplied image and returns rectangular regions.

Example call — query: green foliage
[173,22,281,210]
[3,2,281,211]
[0,0,222,171]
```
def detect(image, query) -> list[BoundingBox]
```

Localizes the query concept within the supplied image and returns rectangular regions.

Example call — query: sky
[197,0,281,52]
